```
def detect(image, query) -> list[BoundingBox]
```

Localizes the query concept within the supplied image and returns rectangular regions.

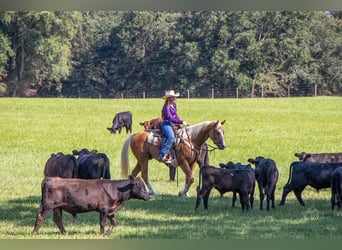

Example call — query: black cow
[195,165,255,211]
[44,152,78,178]
[294,152,342,163]
[218,162,255,208]
[107,111,132,134]
[279,161,342,206]
[72,148,111,179]
[32,176,149,235]
[248,156,279,211]
[331,167,342,210]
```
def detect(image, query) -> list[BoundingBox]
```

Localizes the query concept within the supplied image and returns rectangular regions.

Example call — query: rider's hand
[183,121,188,126]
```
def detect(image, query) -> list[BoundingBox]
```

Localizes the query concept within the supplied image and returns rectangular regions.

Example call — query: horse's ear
[221,120,226,125]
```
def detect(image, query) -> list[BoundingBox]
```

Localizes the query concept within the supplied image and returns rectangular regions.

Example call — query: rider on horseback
[158,90,187,164]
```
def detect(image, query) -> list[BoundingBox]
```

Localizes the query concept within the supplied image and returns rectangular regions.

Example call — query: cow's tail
[285,162,295,186]
[121,134,134,178]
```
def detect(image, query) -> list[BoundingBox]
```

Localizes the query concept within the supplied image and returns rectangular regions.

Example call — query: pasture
[0,96,342,239]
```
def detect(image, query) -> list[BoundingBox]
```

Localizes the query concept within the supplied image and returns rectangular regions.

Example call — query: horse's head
[208,120,226,150]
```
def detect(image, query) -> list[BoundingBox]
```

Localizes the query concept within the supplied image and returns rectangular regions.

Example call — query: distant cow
[331,167,342,210]
[218,162,255,208]
[44,152,78,178]
[107,111,132,134]
[72,148,111,179]
[195,165,255,211]
[279,161,342,206]
[32,176,149,235]
[294,152,342,163]
[139,117,162,130]
[248,156,279,211]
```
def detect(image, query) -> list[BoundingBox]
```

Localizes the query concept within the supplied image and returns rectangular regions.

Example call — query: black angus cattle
[331,167,342,210]
[218,162,255,208]
[32,176,149,235]
[72,148,111,179]
[44,152,78,178]
[107,111,132,134]
[247,156,279,211]
[195,165,255,211]
[294,152,342,163]
[279,161,342,206]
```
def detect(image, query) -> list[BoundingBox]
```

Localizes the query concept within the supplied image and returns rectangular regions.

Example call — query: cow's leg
[232,192,237,207]
[239,192,249,211]
[270,185,276,209]
[259,183,264,210]
[32,204,51,234]
[106,213,117,234]
[293,187,306,206]
[99,210,108,235]
[203,188,212,210]
[195,186,203,211]
[53,208,66,234]
[279,184,291,206]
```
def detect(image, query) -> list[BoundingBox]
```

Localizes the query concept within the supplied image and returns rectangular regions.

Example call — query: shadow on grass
[1,194,341,238]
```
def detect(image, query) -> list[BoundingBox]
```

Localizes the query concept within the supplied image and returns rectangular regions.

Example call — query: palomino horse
[120,120,226,196]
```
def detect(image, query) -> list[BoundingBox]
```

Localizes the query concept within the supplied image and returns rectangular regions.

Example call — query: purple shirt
[162,104,183,124]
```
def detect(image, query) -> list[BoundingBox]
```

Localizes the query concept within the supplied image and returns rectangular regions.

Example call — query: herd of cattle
[32,111,342,235]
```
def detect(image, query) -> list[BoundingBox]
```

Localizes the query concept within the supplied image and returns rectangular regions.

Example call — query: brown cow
[139,117,162,130]
[294,152,342,163]
[32,175,149,235]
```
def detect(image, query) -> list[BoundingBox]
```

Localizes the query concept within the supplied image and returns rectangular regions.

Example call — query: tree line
[0,11,341,98]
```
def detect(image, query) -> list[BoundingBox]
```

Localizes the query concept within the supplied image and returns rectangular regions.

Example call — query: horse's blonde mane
[186,121,213,138]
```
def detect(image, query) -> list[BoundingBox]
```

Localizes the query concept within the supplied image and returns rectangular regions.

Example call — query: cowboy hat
[162,90,180,99]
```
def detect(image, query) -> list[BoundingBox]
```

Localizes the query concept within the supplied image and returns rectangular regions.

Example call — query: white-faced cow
[195,165,255,211]
[331,167,342,210]
[32,176,150,235]
[247,156,279,211]
[44,152,78,178]
[107,111,132,134]
[279,161,342,206]
[72,148,111,179]
[294,152,342,163]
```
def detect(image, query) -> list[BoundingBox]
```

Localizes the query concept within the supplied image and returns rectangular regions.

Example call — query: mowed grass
[0,96,341,239]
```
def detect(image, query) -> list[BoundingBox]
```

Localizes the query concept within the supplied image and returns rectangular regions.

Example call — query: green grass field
[0,97,342,239]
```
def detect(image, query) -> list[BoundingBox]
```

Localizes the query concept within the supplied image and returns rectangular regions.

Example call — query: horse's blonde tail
[121,134,134,178]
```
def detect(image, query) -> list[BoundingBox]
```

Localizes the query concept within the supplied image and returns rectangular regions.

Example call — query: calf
[294,152,342,163]
[139,117,162,130]
[279,161,342,206]
[331,167,342,210]
[248,156,279,211]
[32,176,149,235]
[72,148,111,179]
[218,162,255,208]
[44,152,78,178]
[195,165,255,211]
[107,111,132,134]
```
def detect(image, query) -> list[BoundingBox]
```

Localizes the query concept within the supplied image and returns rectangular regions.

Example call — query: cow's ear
[72,150,79,155]
[247,158,255,164]
[128,175,134,181]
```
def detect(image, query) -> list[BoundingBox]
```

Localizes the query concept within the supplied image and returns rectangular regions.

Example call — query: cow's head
[128,176,150,201]
[294,152,309,161]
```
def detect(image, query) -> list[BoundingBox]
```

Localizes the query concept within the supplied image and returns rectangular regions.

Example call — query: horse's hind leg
[133,160,157,196]
[131,163,141,177]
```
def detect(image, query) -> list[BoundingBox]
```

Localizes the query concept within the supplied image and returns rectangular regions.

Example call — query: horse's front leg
[178,162,195,197]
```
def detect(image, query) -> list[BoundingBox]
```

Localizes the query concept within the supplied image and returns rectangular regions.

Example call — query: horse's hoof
[178,191,190,197]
